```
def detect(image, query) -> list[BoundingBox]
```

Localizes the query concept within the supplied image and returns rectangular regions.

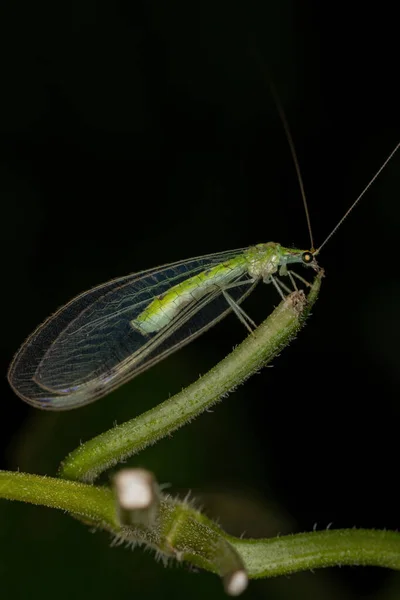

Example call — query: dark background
[0,1,399,599]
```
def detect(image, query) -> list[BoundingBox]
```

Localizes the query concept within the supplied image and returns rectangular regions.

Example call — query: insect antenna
[314,141,400,255]
[268,79,315,252]
[249,46,315,251]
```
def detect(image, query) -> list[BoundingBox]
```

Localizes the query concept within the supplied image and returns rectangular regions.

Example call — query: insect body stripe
[132,257,247,334]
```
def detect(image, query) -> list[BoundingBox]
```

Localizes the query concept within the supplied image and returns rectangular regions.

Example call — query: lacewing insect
[7,118,399,410]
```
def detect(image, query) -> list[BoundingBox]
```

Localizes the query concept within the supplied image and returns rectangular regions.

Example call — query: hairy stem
[232,529,400,575]
[1,470,399,576]
[0,470,116,527]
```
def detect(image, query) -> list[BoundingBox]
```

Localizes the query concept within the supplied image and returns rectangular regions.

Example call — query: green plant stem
[1,470,399,575]
[0,470,116,526]
[231,529,400,575]
[60,271,323,482]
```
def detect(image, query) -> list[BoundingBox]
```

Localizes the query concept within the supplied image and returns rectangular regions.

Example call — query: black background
[0,2,399,599]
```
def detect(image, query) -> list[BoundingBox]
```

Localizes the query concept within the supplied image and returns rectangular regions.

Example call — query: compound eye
[302,251,314,264]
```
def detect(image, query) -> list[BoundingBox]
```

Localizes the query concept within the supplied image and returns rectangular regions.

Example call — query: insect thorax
[244,242,283,280]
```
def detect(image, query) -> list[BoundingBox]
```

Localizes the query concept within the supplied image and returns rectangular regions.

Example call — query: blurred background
[0,1,399,599]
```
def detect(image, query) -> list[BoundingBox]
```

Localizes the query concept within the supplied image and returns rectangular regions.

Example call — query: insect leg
[287,270,298,291]
[287,269,312,288]
[222,290,256,333]
[270,275,287,300]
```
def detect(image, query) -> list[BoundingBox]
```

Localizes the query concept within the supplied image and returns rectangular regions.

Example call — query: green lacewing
[7,130,398,410]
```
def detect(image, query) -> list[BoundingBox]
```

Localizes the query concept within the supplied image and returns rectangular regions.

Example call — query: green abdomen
[131,257,246,334]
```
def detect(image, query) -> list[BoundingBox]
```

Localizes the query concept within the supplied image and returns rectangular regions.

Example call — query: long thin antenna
[248,44,315,251]
[315,141,400,255]
[268,80,315,251]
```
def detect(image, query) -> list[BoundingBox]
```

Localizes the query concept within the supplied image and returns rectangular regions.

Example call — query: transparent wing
[8,247,256,410]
